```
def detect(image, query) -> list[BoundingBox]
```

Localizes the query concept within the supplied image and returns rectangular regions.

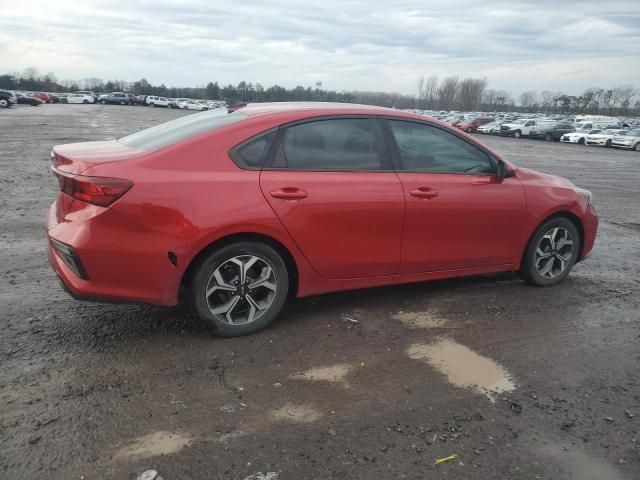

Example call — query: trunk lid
[52,140,142,175]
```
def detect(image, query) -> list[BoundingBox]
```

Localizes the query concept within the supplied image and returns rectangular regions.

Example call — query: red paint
[46,103,598,306]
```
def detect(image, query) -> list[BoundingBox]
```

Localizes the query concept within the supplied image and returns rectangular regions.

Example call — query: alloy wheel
[534,227,573,278]
[205,255,277,325]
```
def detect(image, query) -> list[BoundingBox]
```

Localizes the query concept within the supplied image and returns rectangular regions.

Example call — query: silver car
[611,130,640,151]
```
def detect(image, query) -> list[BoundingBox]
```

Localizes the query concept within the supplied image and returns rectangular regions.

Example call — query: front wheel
[100,100,106,104]
[519,218,580,287]
[605,139,612,147]
[578,137,585,145]
[187,242,289,336]
[0,99,9,108]
[83,100,89,104]
[513,130,522,138]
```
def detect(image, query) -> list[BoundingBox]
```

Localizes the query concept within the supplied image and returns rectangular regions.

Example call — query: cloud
[0,0,638,94]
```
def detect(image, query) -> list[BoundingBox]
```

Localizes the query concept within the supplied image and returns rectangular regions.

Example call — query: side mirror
[496,161,515,178]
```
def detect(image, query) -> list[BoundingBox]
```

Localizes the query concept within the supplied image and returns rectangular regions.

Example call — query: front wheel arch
[180,233,299,300]
[521,211,585,266]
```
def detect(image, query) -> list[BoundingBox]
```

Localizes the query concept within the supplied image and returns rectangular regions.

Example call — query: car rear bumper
[46,199,191,306]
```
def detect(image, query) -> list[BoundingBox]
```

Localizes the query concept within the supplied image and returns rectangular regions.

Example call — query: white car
[477,122,499,134]
[184,100,208,111]
[585,129,628,147]
[611,129,640,151]
[560,128,603,145]
[66,93,95,104]
[499,118,540,138]
[175,98,192,109]
[145,96,170,107]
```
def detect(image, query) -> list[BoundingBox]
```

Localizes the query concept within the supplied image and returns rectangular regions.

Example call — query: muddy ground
[1,104,638,480]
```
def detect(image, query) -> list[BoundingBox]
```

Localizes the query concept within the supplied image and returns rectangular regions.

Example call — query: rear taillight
[53,169,133,207]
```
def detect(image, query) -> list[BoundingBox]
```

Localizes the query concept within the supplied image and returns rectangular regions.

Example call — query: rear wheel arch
[180,232,299,299]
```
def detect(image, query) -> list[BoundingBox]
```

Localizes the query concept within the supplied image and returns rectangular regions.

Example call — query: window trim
[379,117,499,176]
[228,127,278,170]
[262,115,395,172]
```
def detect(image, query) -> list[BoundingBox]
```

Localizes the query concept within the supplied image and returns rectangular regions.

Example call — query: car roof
[238,101,409,118]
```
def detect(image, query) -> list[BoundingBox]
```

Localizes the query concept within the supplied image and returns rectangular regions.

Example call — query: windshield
[119,110,246,150]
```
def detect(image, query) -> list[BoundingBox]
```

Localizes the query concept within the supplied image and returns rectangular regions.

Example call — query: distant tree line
[1,67,638,115]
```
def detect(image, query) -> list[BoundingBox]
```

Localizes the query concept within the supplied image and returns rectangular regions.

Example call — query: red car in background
[46,103,598,336]
[456,116,495,133]
[32,92,52,103]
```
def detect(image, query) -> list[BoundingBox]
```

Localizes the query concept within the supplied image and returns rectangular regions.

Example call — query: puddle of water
[289,364,352,385]
[537,443,625,480]
[268,403,323,423]
[115,431,193,460]
[406,338,516,400]
[392,310,448,329]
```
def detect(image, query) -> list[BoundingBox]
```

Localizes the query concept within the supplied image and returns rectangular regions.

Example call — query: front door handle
[409,187,439,199]
[270,187,308,200]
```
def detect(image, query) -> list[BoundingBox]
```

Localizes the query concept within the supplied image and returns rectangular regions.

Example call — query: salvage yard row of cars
[0,89,227,110]
[408,109,640,152]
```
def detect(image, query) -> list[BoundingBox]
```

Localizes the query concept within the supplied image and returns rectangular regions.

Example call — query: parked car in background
[32,92,52,103]
[560,129,603,145]
[456,117,494,133]
[175,98,192,109]
[529,121,575,141]
[48,93,61,103]
[499,118,539,138]
[476,122,501,134]
[585,129,628,147]
[67,93,95,104]
[0,90,17,108]
[611,130,640,151]
[184,100,209,111]
[75,91,98,102]
[145,95,170,107]
[16,93,44,106]
[135,95,147,105]
[99,92,134,105]
[46,102,598,337]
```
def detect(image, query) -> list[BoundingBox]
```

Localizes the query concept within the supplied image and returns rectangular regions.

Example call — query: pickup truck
[499,118,541,138]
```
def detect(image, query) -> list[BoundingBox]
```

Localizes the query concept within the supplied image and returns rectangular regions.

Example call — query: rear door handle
[409,187,439,199]
[270,188,308,200]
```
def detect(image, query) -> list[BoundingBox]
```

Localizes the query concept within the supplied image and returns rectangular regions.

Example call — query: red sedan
[46,103,598,336]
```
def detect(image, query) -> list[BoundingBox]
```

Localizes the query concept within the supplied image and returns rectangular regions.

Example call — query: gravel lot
[1,104,639,480]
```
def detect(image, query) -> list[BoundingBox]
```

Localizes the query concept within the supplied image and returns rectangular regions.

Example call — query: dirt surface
[1,104,639,480]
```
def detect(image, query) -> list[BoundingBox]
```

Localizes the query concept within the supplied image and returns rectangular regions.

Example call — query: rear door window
[276,118,382,171]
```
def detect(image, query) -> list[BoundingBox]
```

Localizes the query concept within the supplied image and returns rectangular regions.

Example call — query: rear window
[119,110,246,150]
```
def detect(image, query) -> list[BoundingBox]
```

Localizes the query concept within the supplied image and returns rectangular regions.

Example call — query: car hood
[517,168,575,189]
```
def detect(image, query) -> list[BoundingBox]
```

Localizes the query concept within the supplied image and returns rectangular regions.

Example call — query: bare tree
[438,76,459,110]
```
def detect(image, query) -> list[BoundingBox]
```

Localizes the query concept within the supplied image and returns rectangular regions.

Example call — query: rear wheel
[578,137,585,145]
[605,139,612,147]
[100,100,106,105]
[0,99,9,108]
[519,217,580,287]
[188,242,289,337]
[514,130,522,138]
[83,100,89,104]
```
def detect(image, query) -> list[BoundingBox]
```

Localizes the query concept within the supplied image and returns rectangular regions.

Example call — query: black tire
[605,139,612,147]
[100,100,106,105]
[513,130,522,138]
[545,133,553,142]
[83,100,89,104]
[578,137,585,145]
[150,103,156,107]
[188,242,289,337]
[0,99,9,108]
[119,101,125,105]
[634,142,640,152]
[519,217,581,287]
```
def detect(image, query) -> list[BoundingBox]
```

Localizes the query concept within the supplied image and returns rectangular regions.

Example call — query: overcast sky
[1,0,639,95]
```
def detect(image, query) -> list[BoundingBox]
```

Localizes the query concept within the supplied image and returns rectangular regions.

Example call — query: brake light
[53,169,133,207]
